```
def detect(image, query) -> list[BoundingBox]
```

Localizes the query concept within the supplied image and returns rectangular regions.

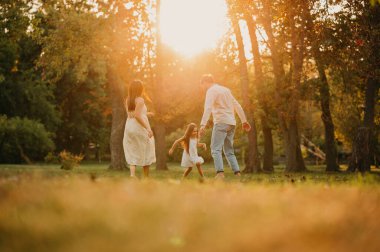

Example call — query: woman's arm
[168,138,183,155]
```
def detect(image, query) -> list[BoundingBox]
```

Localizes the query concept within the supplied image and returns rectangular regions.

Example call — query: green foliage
[53,68,110,154]
[0,116,55,163]
[35,0,149,157]
[37,0,147,84]
[37,3,108,83]
[370,0,380,6]
[44,152,59,164]
[0,69,60,131]
[33,1,110,154]
[0,0,60,132]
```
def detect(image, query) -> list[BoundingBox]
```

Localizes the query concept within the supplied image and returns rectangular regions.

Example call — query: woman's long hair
[182,123,197,154]
[127,80,144,111]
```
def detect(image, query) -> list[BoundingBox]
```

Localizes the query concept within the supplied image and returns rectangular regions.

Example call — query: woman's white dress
[123,100,156,166]
[181,138,204,167]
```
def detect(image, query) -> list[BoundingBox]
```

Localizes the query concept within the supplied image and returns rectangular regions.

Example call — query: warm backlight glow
[160,0,229,57]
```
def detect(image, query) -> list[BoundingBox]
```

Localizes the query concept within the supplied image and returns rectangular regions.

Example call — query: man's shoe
[215,172,225,180]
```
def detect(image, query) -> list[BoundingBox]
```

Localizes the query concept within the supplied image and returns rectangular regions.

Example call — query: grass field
[1,163,380,252]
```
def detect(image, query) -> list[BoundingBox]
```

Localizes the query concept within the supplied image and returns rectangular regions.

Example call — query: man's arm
[200,90,215,127]
[230,91,247,123]
[229,91,252,132]
[199,89,215,136]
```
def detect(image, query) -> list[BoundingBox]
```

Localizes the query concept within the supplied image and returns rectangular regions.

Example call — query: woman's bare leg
[183,167,192,178]
[196,163,204,177]
[130,165,136,177]
[143,165,150,178]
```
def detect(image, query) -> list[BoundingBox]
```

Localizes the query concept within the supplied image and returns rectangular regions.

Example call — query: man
[199,74,251,179]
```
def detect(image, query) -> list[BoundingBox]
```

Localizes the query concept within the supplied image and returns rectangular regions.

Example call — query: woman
[123,80,156,178]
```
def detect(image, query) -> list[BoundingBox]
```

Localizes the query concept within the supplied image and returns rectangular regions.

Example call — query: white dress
[181,138,204,168]
[123,100,156,166]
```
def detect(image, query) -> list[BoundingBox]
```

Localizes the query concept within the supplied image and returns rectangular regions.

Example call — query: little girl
[169,123,207,179]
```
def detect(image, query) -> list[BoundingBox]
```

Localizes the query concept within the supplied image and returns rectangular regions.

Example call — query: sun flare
[160,0,229,57]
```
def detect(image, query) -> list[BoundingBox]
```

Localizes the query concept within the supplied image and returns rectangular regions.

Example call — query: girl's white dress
[181,138,204,167]
[123,100,156,166]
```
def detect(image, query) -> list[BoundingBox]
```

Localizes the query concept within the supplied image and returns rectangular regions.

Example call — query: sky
[160,0,230,57]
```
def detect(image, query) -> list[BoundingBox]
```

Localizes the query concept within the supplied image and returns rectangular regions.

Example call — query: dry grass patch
[0,172,380,252]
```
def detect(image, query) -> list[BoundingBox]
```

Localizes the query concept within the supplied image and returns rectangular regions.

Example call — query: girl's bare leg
[183,167,192,178]
[196,163,204,177]
[130,165,136,177]
[143,165,150,178]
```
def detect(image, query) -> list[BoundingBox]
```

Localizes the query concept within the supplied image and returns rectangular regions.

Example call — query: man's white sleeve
[200,90,215,126]
[230,91,248,123]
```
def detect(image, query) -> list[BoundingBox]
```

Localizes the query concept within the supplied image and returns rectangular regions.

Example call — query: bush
[0,115,55,163]
[44,152,59,164]
[59,150,84,170]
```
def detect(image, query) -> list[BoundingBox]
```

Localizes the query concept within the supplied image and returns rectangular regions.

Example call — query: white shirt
[200,84,247,126]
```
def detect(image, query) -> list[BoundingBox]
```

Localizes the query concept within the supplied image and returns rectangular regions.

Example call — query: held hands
[200,143,207,151]
[199,126,206,137]
[242,122,252,132]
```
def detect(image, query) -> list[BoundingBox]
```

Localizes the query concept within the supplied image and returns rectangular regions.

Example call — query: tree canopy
[0,0,378,172]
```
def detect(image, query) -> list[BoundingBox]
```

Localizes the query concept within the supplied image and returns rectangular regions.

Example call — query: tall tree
[0,0,59,131]
[152,0,168,170]
[0,0,58,163]
[107,67,126,169]
[243,4,274,172]
[302,1,340,172]
[348,2,380,172]
[227,2,261,173]
[260,0,306,172]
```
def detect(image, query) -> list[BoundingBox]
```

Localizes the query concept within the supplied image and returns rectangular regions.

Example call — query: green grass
[1,163,380,185]
[1,163,380,252]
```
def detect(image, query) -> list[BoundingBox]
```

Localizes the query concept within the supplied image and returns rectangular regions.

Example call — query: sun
[160,0,229,57]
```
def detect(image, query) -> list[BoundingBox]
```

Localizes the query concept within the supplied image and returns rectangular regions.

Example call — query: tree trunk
[16,142,33,164]
[303,2,340,172]
[348,4,380,172]
[245,12,274,172]
[230,11,261,173]
[348,78,379,172]
[108,66,127,170]
[153,123,168,170]
[261,114,274,172]
[316,62,340,172]
[246,117,261,172]
[284,4,307,173]
[348,127,371,173]
[153,0,168,170]
[261,0,306,172]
